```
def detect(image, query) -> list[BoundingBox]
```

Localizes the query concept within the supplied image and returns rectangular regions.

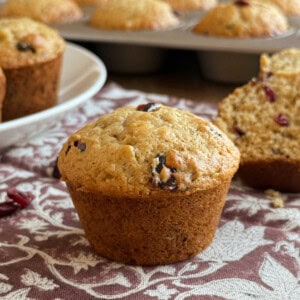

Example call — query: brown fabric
[0,83,299,299]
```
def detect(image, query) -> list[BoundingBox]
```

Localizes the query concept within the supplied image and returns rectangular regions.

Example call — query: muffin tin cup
[92,43,166,74]
[197,51,260,83]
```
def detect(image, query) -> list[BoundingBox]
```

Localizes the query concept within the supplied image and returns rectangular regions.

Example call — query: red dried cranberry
[74,141,86,152]
[235,0,249,6]
[7,188,34,208]
[137,103,161,112]
[274,113,289,126]
[0,202,18,218]
[233,126,245,137]
[158,175,178,191]
[16,41,36,53]
[263,85,276,102]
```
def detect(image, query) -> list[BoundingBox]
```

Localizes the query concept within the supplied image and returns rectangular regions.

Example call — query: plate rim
[0,42,107,132]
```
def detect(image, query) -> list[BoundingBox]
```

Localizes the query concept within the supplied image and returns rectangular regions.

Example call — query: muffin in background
[58,104,240,265]
[89,0,180,30]
[0,18,65,121]
[213,72,300,192]
[161,0,217,11]
[0,68,6,122]
[193,0,289,38]
[256,0,300,16]
[260,48,300,76]
[1,0,83,24]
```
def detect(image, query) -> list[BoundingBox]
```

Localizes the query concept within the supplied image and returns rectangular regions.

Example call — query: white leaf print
[226,194,270,216]
[145,284,178,300]
[67,252,99,274]
[21,270,59,290]
[265,208,300,230]
[0,274,8,281]
[1,288,31,300]
[102,273,131,288]
[0,282,12,294]
[198,220,273,262]
[259,254,298,293]
[175,278,272,300]
[46,187,69,197]
[178,263,198,276]
[158,266,177,276]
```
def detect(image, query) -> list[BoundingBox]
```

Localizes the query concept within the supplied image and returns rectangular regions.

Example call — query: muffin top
[213,73,300,165]
[0,18,65,69]
[193,0,289,38]
[256,0,300,16]
[89,0,180,30]
[161,0,217,11]
[58,104,240,197]
[1,0,83,24]
[260,48,300,76]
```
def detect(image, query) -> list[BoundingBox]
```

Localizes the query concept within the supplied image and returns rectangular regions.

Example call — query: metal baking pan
[49,6,300,81]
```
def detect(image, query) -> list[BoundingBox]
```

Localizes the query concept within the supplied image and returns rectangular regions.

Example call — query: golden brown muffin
[162,0,217,11]
[260,48,300,76]
[89,0,180,31]
[256,0,300,16]
[0,68,6,122]
[58,104,240,265]
[214,73,300,192]
[193,0,289,38]
[0,18,65,121]
[1,0,83,24]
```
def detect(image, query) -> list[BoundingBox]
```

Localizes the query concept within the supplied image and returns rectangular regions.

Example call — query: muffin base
[2,54,63,121]
[67,180,230,266]
[238,160,300,193]
[0,68,6,122]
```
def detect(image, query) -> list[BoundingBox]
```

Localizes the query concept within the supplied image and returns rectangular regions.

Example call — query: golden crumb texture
[256,0,300,16]
[0,18,65,69]
[1,0,83,24]
[193,0,289,38]
[89,0,180,30]
[161,0,216,11]
[260,48,300,76]
[58,105,240,197]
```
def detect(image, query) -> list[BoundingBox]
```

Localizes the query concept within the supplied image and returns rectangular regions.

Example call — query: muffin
[89,0,180,30]
[161,0,217,11]
[256,0,300,16]
[1,0,83,24]
[213,73,300,192]
[58,104,240,265]
[260,48,300,76]
[0,68,6,122]
[193,0,289,38]
[0,18,65,121]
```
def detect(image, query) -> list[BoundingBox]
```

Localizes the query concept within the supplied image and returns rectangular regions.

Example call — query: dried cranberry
[233,126,245,137]
[74,141,86,152]
[16,41,36,53]
[235,0,249,6]
[137,103,161,112]
[274,113,289,126]
[7,188,34,208]
[158,175,178,191]
[263,85,276,102]
[0,202,18,218]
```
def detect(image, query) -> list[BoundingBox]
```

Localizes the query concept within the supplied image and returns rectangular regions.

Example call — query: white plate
[0,42,107,150]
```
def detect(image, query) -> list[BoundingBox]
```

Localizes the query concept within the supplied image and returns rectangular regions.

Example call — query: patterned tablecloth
[0,83,299,300]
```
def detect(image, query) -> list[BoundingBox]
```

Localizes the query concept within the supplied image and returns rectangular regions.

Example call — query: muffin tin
[52,6,300,82]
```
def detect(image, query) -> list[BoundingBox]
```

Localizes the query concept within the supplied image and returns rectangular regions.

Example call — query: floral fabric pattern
[0,83,299,299]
